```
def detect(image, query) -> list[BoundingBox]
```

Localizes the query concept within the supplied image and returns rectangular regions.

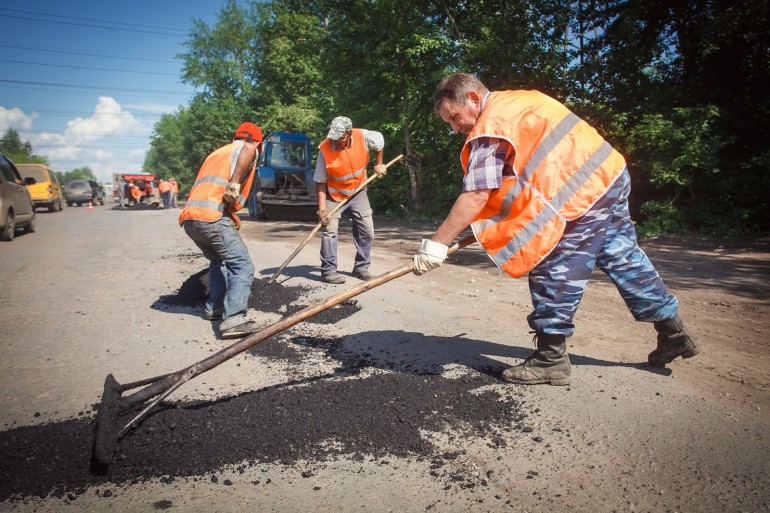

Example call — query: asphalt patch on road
[0,370,529,503]
[152,272,359,325]
[113,199,166,210]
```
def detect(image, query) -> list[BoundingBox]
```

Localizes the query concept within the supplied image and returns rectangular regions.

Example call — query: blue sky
[0,1,228,184]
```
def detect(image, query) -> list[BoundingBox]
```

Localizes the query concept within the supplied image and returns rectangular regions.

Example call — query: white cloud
[64,97,148,141]
[0,106,37,132]
[2,97,159,185]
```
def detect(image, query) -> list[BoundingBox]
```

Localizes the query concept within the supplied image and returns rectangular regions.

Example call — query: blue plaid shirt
[462,92,515,193]
[462,138,515,192]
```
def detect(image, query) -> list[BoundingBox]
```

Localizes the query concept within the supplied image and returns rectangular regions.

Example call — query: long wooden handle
[268,154,404,282]
[120,234,477,412]
[225,234,475,362]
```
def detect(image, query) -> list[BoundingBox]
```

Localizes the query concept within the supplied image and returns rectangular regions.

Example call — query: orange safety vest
[318,129,370,201]
[158,180,172,193]
[178,140,256,229]
[461,90,626,278]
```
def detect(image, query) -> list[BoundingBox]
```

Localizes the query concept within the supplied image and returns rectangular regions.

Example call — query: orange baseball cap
[234,122,263,143]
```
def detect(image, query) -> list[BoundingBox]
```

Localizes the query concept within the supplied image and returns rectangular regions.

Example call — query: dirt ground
[0,205,768,512]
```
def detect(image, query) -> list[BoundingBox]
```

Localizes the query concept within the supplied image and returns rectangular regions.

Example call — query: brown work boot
[502,333,571,386]
[648,315,703,367]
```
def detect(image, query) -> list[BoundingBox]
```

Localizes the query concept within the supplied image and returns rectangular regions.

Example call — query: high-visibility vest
[318,129,370,201]
[158,180,172,193]
[178,140,256,229]
[461,90,626,278]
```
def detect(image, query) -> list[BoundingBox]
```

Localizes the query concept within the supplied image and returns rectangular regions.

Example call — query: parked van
[1,153,36,241]
[16,163,65,212]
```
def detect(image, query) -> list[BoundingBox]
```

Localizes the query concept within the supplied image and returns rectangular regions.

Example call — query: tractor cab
[247,132,317,220]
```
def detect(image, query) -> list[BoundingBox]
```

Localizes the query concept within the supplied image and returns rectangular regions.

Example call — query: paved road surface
[1,203,769,512]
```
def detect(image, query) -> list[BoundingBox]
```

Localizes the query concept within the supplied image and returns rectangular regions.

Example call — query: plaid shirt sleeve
[462,137,512,192]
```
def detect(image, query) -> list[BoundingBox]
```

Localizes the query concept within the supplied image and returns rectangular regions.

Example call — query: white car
[0,153,36,241]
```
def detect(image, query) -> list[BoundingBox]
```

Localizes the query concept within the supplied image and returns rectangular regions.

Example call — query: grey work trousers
[320,190,374,275]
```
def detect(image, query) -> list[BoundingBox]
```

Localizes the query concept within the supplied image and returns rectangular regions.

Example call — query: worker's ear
[466,90,481,105]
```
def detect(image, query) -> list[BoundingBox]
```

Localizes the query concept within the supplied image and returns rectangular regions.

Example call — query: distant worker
[129,180,140,206]
[413,72,702,386]
[123,180,132,207]
[178,122,263,339]
[117,179,126,209]
[158,178,172,209]
[169,177,179,208]
[315,116,386,284]
[143,181,153,204]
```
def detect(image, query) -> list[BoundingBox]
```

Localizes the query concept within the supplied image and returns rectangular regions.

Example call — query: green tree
[63,167,96,182]
[317,0,458,216]
[180,0,260,103]
[160,0,327,167]
[571,0,770,234]
[251,1,327,134]
[0,129,46,164]
[144,110,192,194]
[144,0,769,236]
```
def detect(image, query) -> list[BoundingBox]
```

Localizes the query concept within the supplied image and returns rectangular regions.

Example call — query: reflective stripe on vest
[462,90,625,277]
[178,141,255,229]
[318,129,369,201]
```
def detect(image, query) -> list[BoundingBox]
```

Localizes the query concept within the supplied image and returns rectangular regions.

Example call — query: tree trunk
[403,125,422,212]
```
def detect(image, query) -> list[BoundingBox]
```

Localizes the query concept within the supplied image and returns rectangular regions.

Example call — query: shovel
[269,154,404,282]
[91,234,476,469]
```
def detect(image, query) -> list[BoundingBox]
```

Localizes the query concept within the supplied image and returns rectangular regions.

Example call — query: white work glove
[373,164,387,178]
[413,239,448,275]
[223,182,241,204]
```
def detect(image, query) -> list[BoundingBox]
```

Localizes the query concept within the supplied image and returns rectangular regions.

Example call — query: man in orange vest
[315,116,386,284]
[169,177,179,208]
[158,178,172,209]
[129,180,140,205]
[414,72,702,386]
[179,122,263,339]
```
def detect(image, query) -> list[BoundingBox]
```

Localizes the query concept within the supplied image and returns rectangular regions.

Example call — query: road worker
[315,116,386,284]
[413,72,702,385]
[179,122,263,339]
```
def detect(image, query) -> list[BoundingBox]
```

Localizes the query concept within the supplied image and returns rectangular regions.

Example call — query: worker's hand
[223,182,241,204]
[373,164,387,179]
[413,239,448,275]
[317,208,331,226]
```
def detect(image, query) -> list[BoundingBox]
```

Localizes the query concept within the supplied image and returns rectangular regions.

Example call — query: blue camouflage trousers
[527,168,679,337]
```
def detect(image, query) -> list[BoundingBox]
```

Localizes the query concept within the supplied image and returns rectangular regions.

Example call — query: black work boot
[648,315,703,367]
[502,333,571,386]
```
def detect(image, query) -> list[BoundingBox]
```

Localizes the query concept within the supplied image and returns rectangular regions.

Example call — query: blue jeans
[182,217,255,330]
[527,169,678,337]
[320,191,374,275]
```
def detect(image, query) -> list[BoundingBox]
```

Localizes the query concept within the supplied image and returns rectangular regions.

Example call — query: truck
[113,172,157,203]
[246,132,317,220]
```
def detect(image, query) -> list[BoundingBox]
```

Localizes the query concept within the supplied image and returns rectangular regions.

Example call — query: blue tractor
[246,132,318,220]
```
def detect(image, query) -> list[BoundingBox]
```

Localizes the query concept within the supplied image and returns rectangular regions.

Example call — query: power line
[0,7,189,33]
[0,58,180,76]
[0,11,186,37]
[13,128,158,142]
[0,79,192,97]
[8,108,174,119]
[0,83,192,102]
[0,44,180,64]
[31,145,153,150]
